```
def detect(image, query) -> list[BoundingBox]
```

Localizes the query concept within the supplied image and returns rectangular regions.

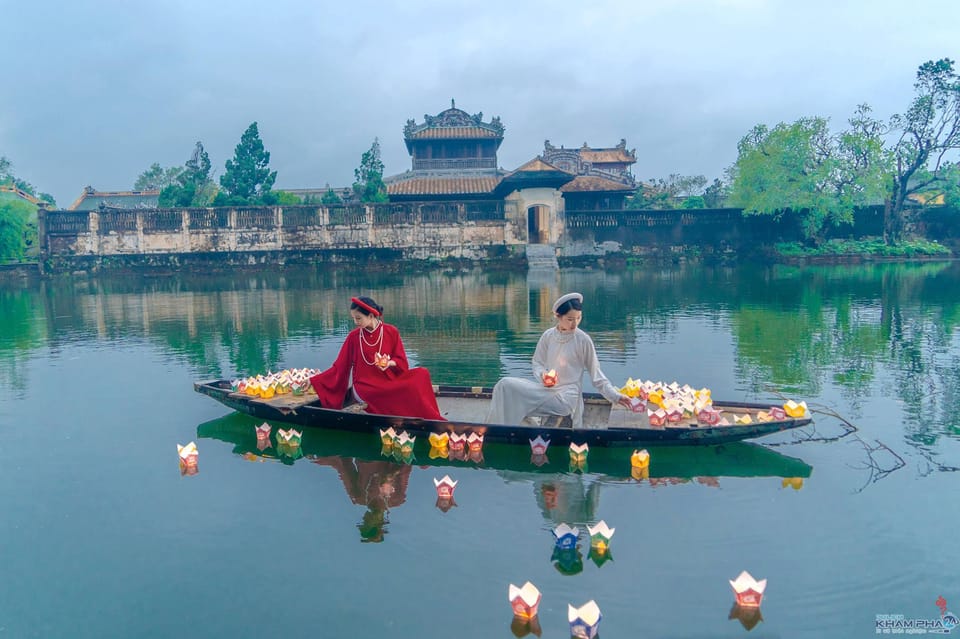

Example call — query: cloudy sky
[3,0,958,207]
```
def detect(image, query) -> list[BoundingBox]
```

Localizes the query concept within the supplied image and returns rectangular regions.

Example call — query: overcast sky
[3,0,958,207]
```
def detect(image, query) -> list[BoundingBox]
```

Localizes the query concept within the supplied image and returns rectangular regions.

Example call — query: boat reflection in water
[197,413,814,542]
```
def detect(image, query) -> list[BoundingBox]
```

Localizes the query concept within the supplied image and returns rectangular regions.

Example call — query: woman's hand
[617,395,633,408]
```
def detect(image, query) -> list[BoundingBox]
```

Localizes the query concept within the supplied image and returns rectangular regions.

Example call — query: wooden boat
[197,412,814,480]
[194,380,814,447]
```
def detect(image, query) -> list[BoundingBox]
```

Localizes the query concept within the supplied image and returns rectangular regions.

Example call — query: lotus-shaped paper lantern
[428,432,449,449]
[631,449,650,469]
[783,400,807,418]
[587,520,615,552]
[782,477,804,490]
[769,406,787,420]
[433,475,457,499]
[177,441,198,471]
[449,432,467,452]
[568,600,602,639]
[379,427,397,448]
[697,406,721,425]
[552,523,579,550]
[373,352,392,370]
[508,581,542,619]
[529,435,550,456]
[428,445,449,460]
[542,369,558,388]
[729,570,767,607]
[395,432,416,456]
[568,442,589,465]
[648,408,668,427]
[619,377,641,398]
[255,422,271,445]
[467,432,484,453]
[277,428,302,447]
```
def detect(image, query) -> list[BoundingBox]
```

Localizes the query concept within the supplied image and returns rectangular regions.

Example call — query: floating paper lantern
[428,432,449,449]
[529,435,550,456]
[380,427,397,448]
[631,449,650,469]
[729,570,767,607]
[783,400,808,418]
[177,441,198,468]
[277,428,302,447]
[781,477,804,490]
[568,600,602,639]
[395,432,416,456]
[433,475,457,499]
[552,523,579,550]
[508,581,542,619]
[449,432,467,452]
[428,445,449,460]
[467,432,484,453]
[568,442,589,465]
[587,520,615,552]
[255,422,271,444]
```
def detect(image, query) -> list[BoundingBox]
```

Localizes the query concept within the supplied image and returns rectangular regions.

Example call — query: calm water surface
[2,262,959,638]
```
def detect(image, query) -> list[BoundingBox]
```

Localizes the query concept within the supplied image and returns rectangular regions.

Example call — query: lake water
[2,262,958,638]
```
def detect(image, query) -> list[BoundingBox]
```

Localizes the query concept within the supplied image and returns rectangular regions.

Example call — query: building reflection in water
[312,456,411,543]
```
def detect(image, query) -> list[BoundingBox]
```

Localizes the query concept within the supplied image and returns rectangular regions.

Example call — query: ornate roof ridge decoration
[404,99,505,139]
[544,139,637,162]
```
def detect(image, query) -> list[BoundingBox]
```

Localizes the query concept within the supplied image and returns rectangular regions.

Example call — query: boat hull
[194,380,813,447]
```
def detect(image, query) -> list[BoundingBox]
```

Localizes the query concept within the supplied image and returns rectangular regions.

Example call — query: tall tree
[134,163,184,191]
[885,58,960,242]
[0,156,55,206]
[352,138,388,203]
[702,178,728,208]
[726,113,886,242]
[218,122,277,204]
[159,142,216,207]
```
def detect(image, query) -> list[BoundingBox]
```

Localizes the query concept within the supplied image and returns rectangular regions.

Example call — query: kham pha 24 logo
[875,596,958,634]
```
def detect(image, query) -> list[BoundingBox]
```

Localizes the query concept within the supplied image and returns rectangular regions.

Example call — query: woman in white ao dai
[485,292,630,428]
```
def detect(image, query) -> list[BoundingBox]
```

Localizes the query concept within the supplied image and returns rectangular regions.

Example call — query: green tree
[0,198,34,262]
[217,122,277,204]
[885,58,960,242]
[321,184,343,205]
[159,142,216,207]
[134,163,184,191]
[352,138,388,203]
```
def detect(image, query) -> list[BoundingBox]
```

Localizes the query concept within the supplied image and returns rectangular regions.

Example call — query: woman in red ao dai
[309,296,444,421]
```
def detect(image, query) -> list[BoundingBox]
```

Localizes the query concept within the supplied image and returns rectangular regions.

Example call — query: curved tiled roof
[387,176,501,196]
[580,149,635,163]
[407,126,502,140]
[560,175,635,193]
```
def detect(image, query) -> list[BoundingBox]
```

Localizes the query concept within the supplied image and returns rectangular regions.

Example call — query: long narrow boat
[194,380,813,447]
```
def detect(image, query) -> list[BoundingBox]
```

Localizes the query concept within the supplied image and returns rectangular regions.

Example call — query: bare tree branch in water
[847,436,906,493]
[761,388,906,490]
